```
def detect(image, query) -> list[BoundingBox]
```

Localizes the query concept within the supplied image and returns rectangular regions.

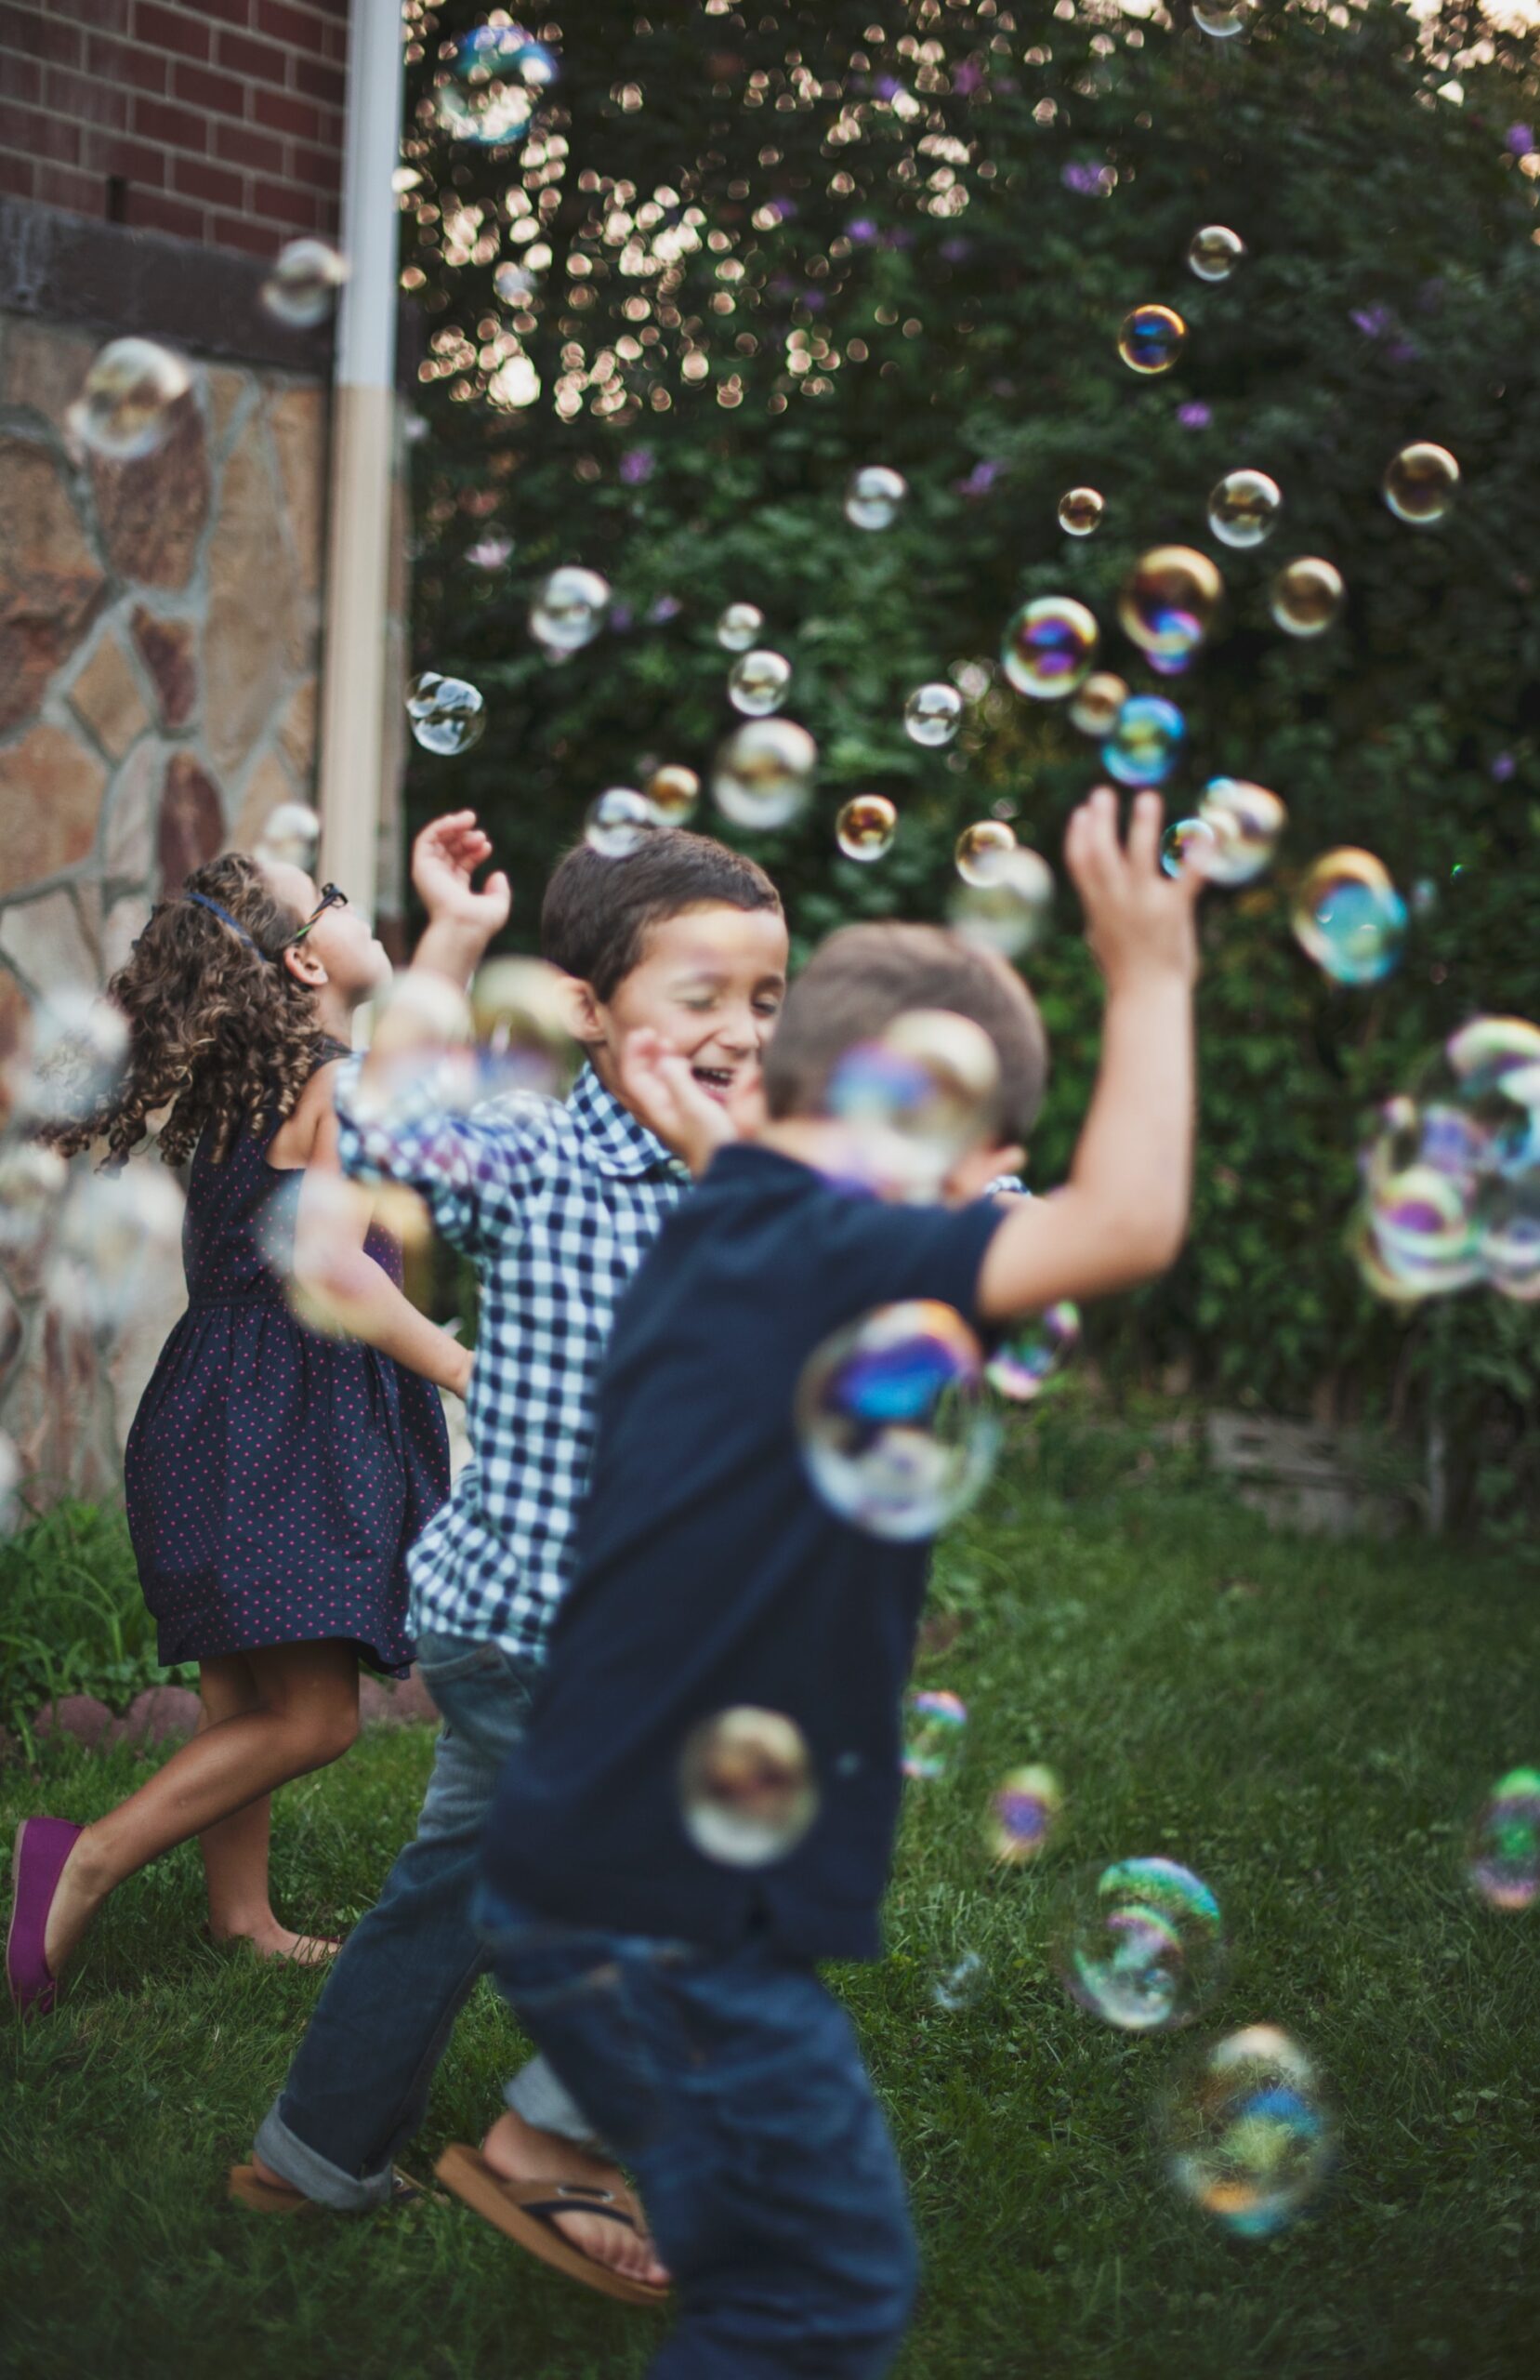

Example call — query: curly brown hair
[48,853,331,1168]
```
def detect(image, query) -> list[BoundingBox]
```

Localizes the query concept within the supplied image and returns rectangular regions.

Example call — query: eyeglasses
[287,884,348,946]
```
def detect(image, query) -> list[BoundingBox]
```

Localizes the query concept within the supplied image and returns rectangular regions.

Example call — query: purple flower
[883,229,915,249]
[847,217,878,245]
[1492,752,1517,782]
[649,594,682,625]
[618,448,654,486]
[954,459,1002,499]
[874,75,902,100]
[801,288,826,311]
[1177,401,1212,430]
[940,236,972,262]
[608,601,635,632]
[1350,304,1392,339]
[1507,124,1534,154]
[1060,161,1111,196]
[953,61,983,96]
[1387,338,1419,366]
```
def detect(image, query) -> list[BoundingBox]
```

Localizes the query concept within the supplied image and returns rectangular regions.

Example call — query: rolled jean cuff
[253,2097,397,2213]
[503,2054,603,2150]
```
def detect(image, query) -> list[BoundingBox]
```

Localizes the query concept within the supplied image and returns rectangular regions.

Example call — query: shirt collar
[567,1063,680,1179]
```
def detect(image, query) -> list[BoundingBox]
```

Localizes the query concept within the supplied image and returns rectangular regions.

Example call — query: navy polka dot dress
[125,1064,451,1679]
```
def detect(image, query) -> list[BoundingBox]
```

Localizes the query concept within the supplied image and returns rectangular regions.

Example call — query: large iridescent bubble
[1001,597,1099,700]
[1187,225,1245,283]
[1117,547,1223,660]
[1207,469,1282,550]
[1158,2026,1336,2240]
[826,1009,1000,1197]
[530,565,610,656]
[1383,442,1459,526]
[954,819,1017,887]
[949,846,1055,958]
[73,338,191,461]
[712,718,816,830]
[795,1301,999,1540]
[729,649,793,718]
[678,1707,819,1867]
[1191,779,1286,887]
[1058,486,1105,537]
[845,465,908,530]
[985,1765,1064,1864]
[1054,1856,1227,2032]
[1118,304,1187,376]
[406,674,486,757]
[1103,696,1186,788]
[1291,849,1406,986]
[1468,1767,1540,1911]
[904,682,964,747]
[836,795,898,863]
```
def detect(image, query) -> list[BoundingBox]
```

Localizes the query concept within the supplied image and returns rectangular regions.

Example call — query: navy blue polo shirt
[480,1143,1008,1964]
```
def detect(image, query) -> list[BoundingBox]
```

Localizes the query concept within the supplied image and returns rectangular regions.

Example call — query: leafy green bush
[0,1504,195,1742]
[398,2,1540,1517]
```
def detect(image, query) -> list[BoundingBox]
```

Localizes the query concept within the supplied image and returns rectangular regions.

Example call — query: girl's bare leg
[195,1655,341,1965]
[43,1639,360,1978]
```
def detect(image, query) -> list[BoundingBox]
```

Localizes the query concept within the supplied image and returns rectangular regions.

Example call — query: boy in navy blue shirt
[464,789,1201,2374]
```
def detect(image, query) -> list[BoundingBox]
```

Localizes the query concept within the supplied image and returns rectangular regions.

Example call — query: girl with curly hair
[7,852,461,2015]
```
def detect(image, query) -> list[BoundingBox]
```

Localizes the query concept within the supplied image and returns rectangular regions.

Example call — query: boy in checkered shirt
[239,812,786,2294]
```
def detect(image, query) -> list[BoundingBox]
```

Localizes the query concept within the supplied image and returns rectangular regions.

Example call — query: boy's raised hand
[412,811,512,938]
[1064,787,1202,994]
[618,1027,744,1179]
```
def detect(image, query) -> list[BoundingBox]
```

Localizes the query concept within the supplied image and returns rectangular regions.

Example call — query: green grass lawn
[4,1429,1540,2380]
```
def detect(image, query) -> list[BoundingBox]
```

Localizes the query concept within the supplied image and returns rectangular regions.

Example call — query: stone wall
[0,306,407,1510]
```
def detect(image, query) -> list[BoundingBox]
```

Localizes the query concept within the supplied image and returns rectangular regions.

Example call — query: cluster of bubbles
[431,20,558,148]
[1053,1857,1228,2033]
[1161,780,1286,887]
[1349,1015,1540,1302]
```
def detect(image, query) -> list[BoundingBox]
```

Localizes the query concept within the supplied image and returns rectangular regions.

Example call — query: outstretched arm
[977,787,1201,1321]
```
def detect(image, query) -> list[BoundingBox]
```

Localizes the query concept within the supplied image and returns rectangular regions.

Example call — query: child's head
[760,921,1048,1192]
[542,830,787,1108]
[48,853,336,1167]
[259,856,393,1012]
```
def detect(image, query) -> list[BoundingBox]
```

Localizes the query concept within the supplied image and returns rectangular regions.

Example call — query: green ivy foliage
[398,1,1540,1501]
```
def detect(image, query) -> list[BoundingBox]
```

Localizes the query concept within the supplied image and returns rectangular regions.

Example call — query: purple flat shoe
[7,1817,84,2016]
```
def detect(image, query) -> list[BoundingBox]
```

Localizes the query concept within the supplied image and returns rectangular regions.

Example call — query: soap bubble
[678,1707,819,1868]
[407,674,485,756]
[1103,695,1186,788]
[796,1300,999,1540]
[47,1164,186,1337]
[74,337,191,461]
[1291,850,1407,986]
[1187,225,1245,283]
[1002,597,1099,701]
[433,21,558,146]
[1468,1767,1540,1910]
[1118,304,1187,376]
[643,763,700,826]
[494,261,536,305]
[904,682,963,747]
[845,465,908,530]
[1162,817,1217,879]
[261,238,348,327]
[256,801,322,870]
[954,819,1017,887]
[585,787,654,858]
[1158,2026,1336,2239]
[10,985,128,1130]
[1055,1857,1227,2032]
[1192,1,1253,36]
[1058,486,1105,537]
[986,1765,1064,1864]
[0,1142,68,1263]
[1383,442,1459,526]
[826,1009,1001,1196]
[1207,469,1283,549]
[902,1688,967,1781]
[836,795,898,863]
[1192,779,1287,887]
[1069,672,1129,740]
[347,969,479,1130]
[717,602,765,652]
[949,846,1055,959]
[728,649,793,718]
[987,1303,1081,1402]
[1118,546,1223,659]
[530,565,610,656]
[931,1950,986,2011]
[468,956,579,1102]
[713,718,817,831]
[1270,557,1345,638]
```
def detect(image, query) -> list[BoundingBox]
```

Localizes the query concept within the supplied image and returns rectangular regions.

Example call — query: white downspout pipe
[316,0,405,929]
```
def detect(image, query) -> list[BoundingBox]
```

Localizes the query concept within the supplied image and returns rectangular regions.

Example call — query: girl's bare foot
[212,1923,341,1965]
[480,2109,669,2287]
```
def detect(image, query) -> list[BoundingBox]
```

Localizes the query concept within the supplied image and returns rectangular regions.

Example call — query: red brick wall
[0,0,349,258]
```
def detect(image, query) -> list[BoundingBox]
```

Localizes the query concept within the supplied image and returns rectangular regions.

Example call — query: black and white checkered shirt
[336,1061,689,1660]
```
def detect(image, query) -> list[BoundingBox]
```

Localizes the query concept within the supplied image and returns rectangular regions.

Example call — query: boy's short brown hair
[761,921,1048,1144]
[541,829,783,1001]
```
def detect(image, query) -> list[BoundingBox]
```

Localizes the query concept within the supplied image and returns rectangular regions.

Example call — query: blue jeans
[479,1891,918,2379]
[254,1632,596,2211]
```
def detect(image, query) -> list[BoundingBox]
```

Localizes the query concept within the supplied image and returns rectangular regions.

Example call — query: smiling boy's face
[573,901,790,1107]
